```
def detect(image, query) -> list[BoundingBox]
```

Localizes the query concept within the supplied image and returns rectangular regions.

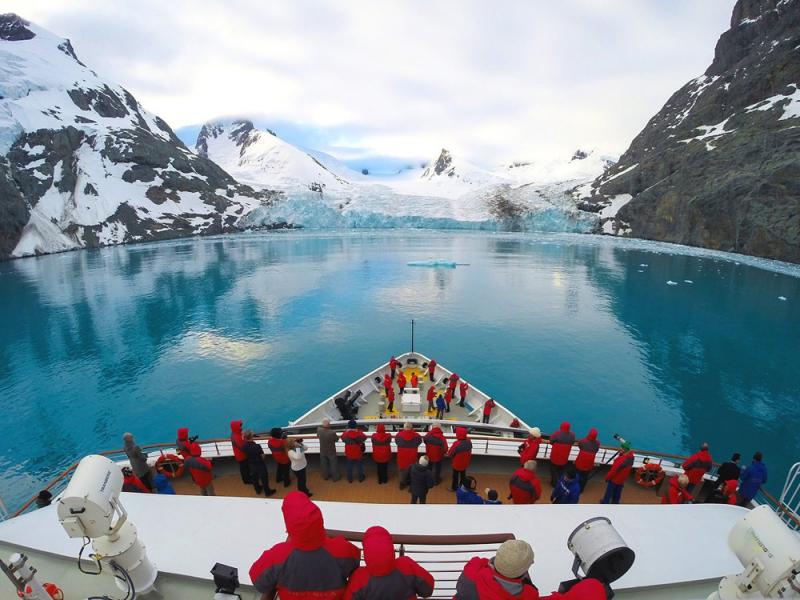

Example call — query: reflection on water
[0,231,798,509]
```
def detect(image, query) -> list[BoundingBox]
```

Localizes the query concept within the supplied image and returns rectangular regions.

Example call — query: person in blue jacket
[435,393,447,420]
[738,452,768,506]
[551,466,581,504]
[153,472,176,494]
[456,476,484,504]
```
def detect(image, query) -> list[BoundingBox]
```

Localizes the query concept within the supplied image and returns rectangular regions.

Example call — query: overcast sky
[8,0,735,169]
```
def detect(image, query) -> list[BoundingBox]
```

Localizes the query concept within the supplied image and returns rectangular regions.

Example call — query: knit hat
[494,540,534,578]
[419,456,429,466]
[621,441,632,451]
[347,419,357,429]
[529,427,541,438]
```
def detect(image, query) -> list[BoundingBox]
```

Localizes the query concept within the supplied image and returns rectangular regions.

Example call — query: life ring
[18,583,64,599]
[635,462,664,488]
[156,453,185,479]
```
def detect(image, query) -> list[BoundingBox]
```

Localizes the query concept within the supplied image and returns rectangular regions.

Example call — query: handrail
[325,530,515,545]
[9,430,787,523]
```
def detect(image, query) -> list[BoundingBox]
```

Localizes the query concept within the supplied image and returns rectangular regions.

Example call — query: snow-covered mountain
[0,14,277,260]
[577,0,800,263]
[194,121,615,232]
[196,119,352,194]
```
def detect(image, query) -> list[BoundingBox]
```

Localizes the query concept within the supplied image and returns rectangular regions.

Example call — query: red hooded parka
[574,429,600,472]
[395,429,422,469]
[549,422,575,467]
[230,420,246,462]
[371,424,393,464]
[447,427,472,471]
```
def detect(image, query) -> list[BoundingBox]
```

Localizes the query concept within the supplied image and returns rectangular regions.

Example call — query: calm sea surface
[1,231,798,510]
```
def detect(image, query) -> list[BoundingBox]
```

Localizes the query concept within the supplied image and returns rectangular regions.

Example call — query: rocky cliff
[578,0,800,263]
[0,14,279,260]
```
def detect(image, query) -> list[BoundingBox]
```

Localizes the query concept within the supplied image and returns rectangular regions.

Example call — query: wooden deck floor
[171,455,666,506]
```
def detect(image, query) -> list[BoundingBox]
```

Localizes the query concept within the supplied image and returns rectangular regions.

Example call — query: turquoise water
[1,231,799,510]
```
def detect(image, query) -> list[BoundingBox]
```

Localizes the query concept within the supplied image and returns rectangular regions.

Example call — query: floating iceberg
[407,259,463,268]
[667,280,678,286]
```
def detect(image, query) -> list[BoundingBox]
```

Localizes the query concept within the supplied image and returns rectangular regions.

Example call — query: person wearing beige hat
[454,539,609,599]
[518,427,542,466]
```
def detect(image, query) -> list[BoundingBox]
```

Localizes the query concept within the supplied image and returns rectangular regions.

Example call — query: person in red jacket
[397,372,407,395]
[444,387,453,412]
[682,442,713,493]
[411,372,419,388]
[230,420,251,485]
[600,442,635,504]
[458,381,469,407]
[482,398,497,424]
[509,460,542,504]
[423,422,449,484]
[383,374,392,397]
[176,427,192,459]
[344,526,434,600]
[574,428,600,492]
[250,492,361,600]
[722,479,739,505]
[448,373,459,396]
[548,422,575,487]
[121,467,151,493]
[386,386,396,413]
[454,540,607,599]
[342,420,367,483]
[269,427,292,488]
[518,428,542,465]
[427,358,437,382]
[447,427,473,491]
[185,443,215,496]
[389,356,399,379]
[371,424,393,484]
[661,474,692,505]
[395,422,422,489]
[426,386,436,412]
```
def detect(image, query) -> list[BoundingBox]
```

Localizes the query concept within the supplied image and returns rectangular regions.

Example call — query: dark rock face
[0,14,34,41]
[578,0,800,263]
[424,149,454,177]
[0,159,29,257]
[571,150,589,161]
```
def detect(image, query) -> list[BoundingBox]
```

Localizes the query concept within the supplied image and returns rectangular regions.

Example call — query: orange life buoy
[156,453,185,479]
[635,462,664,488]
[18,583,63,599]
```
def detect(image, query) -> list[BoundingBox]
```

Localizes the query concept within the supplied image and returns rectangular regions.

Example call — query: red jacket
[185,445,213,488]
[383,374,391,390]
[661,476,693,505]
[411,373,418,388]
[250,492,360,600]
[723,479,738,505]
[483,399,496,416]
[230,420,246,462]
[371,425,392,464]
[269,437,290,464]
[176,427,191,458]
[606,450,635,485]
[459,381,469,398]
[519,437,541,465]
[682,449,713,485]
[387,387,395,403]
[549,422,575,466]
[342,429,367,460]
[454,557,607,600]
[428,359,437,376]
[344,526,433,600]
[395,429,422,469]
[397,373,407,388]
[122,472,150,493]
[445,388,453,404]
[448,373,459,389]
[423,427,449,462]
[574,429,600,472]
[426,386,436,404]
[390,357,398,371]
[509,467,542,504]
[447,427,472,471]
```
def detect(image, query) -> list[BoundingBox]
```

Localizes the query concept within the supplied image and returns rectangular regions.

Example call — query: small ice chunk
[639,264,648,267]
[778,296,787,301]
[684,280,693,284]
[667,280,678,286]
[637,269,644,273]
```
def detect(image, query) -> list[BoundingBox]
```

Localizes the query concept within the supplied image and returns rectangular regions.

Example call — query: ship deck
[170,454,666,505]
